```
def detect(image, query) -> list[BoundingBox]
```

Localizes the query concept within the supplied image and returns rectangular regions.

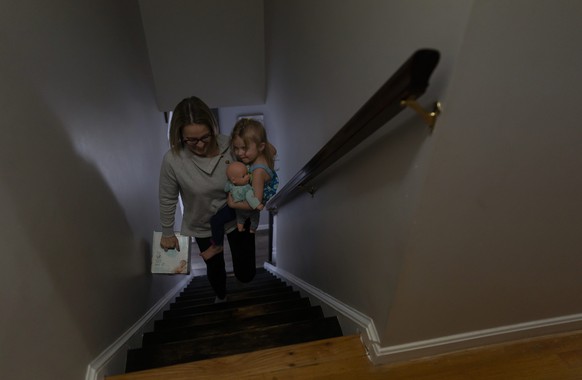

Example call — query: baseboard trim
[85,273,194,380]
[263,263,381,361]
[264,263,582,365]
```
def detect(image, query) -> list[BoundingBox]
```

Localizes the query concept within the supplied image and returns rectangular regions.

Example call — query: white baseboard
[85,273,194,380]
[264,263,582,365]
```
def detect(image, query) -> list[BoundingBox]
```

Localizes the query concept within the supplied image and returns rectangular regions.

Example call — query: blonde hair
[231,118,275,169]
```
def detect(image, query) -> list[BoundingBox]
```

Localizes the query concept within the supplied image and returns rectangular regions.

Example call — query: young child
[199,118,277,261]
[230,118,278,221]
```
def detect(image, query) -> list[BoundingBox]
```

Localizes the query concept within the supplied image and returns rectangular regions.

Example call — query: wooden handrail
[266,49,440,212]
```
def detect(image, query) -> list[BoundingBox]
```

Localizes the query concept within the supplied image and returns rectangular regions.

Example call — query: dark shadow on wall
[0,43,164,376]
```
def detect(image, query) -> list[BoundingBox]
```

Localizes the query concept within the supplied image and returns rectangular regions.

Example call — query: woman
[158,96,256,301]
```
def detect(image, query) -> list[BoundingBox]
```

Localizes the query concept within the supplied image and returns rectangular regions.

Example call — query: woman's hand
[160,235,180,251]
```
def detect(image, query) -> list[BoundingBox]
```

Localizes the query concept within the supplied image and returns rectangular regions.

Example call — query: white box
[151,231,191,274]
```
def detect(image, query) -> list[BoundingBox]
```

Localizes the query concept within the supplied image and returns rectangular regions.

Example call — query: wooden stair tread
[154,298,312,331]
[184,270,274,289]
[107,335,366,380]
[172,285,294,308]
[180,278,287,297]
[162,292,303,320]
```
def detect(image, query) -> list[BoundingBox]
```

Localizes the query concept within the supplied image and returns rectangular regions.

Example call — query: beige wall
[0,1,181,379]
[384,0,582,345]
[266,0,582,349]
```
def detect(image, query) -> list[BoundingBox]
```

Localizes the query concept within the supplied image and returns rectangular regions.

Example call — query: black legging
[195,224,256,299]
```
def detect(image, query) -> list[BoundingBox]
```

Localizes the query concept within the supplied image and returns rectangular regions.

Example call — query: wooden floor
[108,329,582,379]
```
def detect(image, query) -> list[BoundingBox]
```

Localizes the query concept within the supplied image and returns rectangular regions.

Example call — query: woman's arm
[159,157,181,250]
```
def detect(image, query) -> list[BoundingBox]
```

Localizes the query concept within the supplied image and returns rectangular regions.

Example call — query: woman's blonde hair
[231,118,275,169]
[169,96,219,154]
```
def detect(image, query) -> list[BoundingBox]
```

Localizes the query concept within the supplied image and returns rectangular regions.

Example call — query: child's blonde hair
[231,118,275,169]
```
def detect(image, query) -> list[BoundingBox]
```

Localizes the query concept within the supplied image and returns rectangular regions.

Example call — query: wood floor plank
[376,329,582,380]
[558,349,582,369]
[258,353,373,380]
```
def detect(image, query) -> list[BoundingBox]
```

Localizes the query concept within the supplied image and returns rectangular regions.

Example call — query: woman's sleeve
[159,155,179,236]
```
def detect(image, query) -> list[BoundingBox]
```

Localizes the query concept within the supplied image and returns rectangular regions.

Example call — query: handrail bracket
[299,185,317,197]
[400,97,442,130]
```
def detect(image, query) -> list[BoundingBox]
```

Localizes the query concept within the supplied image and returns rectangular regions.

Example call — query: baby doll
[200,162,264,261]
[225,161,264,233]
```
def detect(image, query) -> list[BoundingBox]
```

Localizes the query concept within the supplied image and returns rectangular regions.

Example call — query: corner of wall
[85,273,194,380]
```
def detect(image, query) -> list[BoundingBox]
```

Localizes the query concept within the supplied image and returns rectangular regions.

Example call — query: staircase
[112,268,344,377]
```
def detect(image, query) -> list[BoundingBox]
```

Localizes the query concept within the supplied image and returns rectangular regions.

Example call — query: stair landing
[106,335,368,379]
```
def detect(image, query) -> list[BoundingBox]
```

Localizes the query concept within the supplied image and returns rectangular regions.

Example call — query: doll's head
[226,161,250,186]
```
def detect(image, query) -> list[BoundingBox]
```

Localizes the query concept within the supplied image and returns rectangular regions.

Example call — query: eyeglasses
[182,134,211,145]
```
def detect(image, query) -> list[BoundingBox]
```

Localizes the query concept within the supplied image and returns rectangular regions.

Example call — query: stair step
[182,276,285,293]
[163,291,302,319]
[154,297,312,331]
[183,270,275,290]
[142,306,325,346]
[177,279,288,300]
[171,285,295,309]
[125,317,343,372]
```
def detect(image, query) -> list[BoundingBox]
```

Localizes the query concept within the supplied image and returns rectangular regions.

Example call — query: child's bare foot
[200,244,223,261]
[237,223,245,232]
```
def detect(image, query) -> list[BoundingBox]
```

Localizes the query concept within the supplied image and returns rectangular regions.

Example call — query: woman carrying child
[158,96,257,302]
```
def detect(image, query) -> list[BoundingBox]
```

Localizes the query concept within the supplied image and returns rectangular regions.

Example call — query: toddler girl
[199,118,277,261]
[230,118,278,230]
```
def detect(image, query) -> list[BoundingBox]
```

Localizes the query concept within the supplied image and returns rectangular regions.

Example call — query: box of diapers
[151,231,191,274]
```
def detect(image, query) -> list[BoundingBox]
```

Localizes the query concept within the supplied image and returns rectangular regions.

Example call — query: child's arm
[250,167,269,205]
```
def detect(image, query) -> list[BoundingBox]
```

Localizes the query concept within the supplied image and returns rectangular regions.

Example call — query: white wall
[266,0,582,351]
[139,0,265,111]
[0,1,181,379]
